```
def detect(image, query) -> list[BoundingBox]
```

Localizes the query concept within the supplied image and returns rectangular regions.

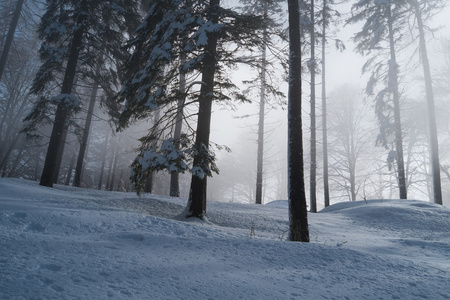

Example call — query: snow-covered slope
[1,178,449,299]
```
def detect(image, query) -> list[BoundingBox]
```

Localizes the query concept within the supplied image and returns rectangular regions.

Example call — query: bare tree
[328,85,372,202]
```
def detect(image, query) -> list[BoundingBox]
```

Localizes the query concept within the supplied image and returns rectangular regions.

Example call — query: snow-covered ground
[1,178,449,300]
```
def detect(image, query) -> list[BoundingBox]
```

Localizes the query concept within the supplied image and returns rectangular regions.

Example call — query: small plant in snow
[250,220,256,239]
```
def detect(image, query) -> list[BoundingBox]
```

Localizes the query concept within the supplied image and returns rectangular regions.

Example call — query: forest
[1,0,450,241]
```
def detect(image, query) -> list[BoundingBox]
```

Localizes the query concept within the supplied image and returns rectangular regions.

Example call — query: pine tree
[117,0,265,219]
[309,0,318,213]
[25,0,140,187]
[347,0,408,199]
[407,0,445,205]
[319,0,344,208]
[0,0,24,82]
[239,0,286,205]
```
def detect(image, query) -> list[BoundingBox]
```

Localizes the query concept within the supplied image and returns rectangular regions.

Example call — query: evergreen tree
[319,0,344,208]
[407,0,445,205]
[239,0,286,205]
[309,0,318,213]
[25,0,140,187]
[117,0,265,219]
[0,0,24,82]
[347,0,409,199]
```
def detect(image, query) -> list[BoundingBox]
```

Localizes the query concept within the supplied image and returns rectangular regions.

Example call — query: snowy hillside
[1,178,449,299]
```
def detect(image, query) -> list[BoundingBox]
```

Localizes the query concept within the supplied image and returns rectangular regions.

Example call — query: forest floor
[1,178,449,299]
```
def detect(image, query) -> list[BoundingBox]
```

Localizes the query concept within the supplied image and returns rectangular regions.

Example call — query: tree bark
[309,0,317,213]
[410,0,442,205]
[255,1,268,205]
[186,0,220,219]
[73,81,98,187]
[40,19,84,187]
[321,0,330,208]
[0,0,24,82]
[288,0,309,242]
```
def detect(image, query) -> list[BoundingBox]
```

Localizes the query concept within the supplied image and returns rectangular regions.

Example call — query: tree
[239,0,286,205]
[407,0,444,205]
[0,0,24,82]
[328,85,372,202]
[0,1,41,178]
[25,0,140,187]
[319,0,344,207]
[118,0,265,219]
[288,0,309,242]
[73,80,99,187]
[321,0,330,208]
[347,0,408,199]
[308,0,318,213]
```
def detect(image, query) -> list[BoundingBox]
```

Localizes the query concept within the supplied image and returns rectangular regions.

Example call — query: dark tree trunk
[288,0,309,242]
[321,0,330,208]
[386,2,407,199]
[255,1,268,205]
[410,0,442,205]
[52,123,68,184]
[73,81,98,187]
[0,0,24,82]
[309,0,317,213]
[186,0,220,219]
[40,23,84,187]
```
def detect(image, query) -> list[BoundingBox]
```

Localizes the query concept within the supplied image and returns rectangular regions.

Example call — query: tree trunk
[255,1,268,205]
[288,0,310,242]
[186,0,220,219]
[0,0,24,82]
[410,0,442,205]
[309,0,317,213]
[144,110,161,193]
[170,42,187,197]
[52,122,69,184]
[40,21,84,187]
[73,81,98,187]
[321,0,330,208]
[386,2,407,199]
[64,151,76,185]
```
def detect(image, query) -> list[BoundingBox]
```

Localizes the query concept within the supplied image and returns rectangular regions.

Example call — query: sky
[1,177,449,299]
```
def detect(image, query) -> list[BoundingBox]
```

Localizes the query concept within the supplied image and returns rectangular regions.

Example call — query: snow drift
[1,178,449,299]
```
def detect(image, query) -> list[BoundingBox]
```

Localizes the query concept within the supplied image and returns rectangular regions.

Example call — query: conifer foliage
[25,0,140,187]
[117,0,265,218]
[347,0,409,199]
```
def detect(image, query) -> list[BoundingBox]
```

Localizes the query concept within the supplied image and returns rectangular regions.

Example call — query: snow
[1,178,449,299]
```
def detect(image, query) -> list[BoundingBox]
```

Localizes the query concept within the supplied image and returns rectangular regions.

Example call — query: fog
[1,0,450,208]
